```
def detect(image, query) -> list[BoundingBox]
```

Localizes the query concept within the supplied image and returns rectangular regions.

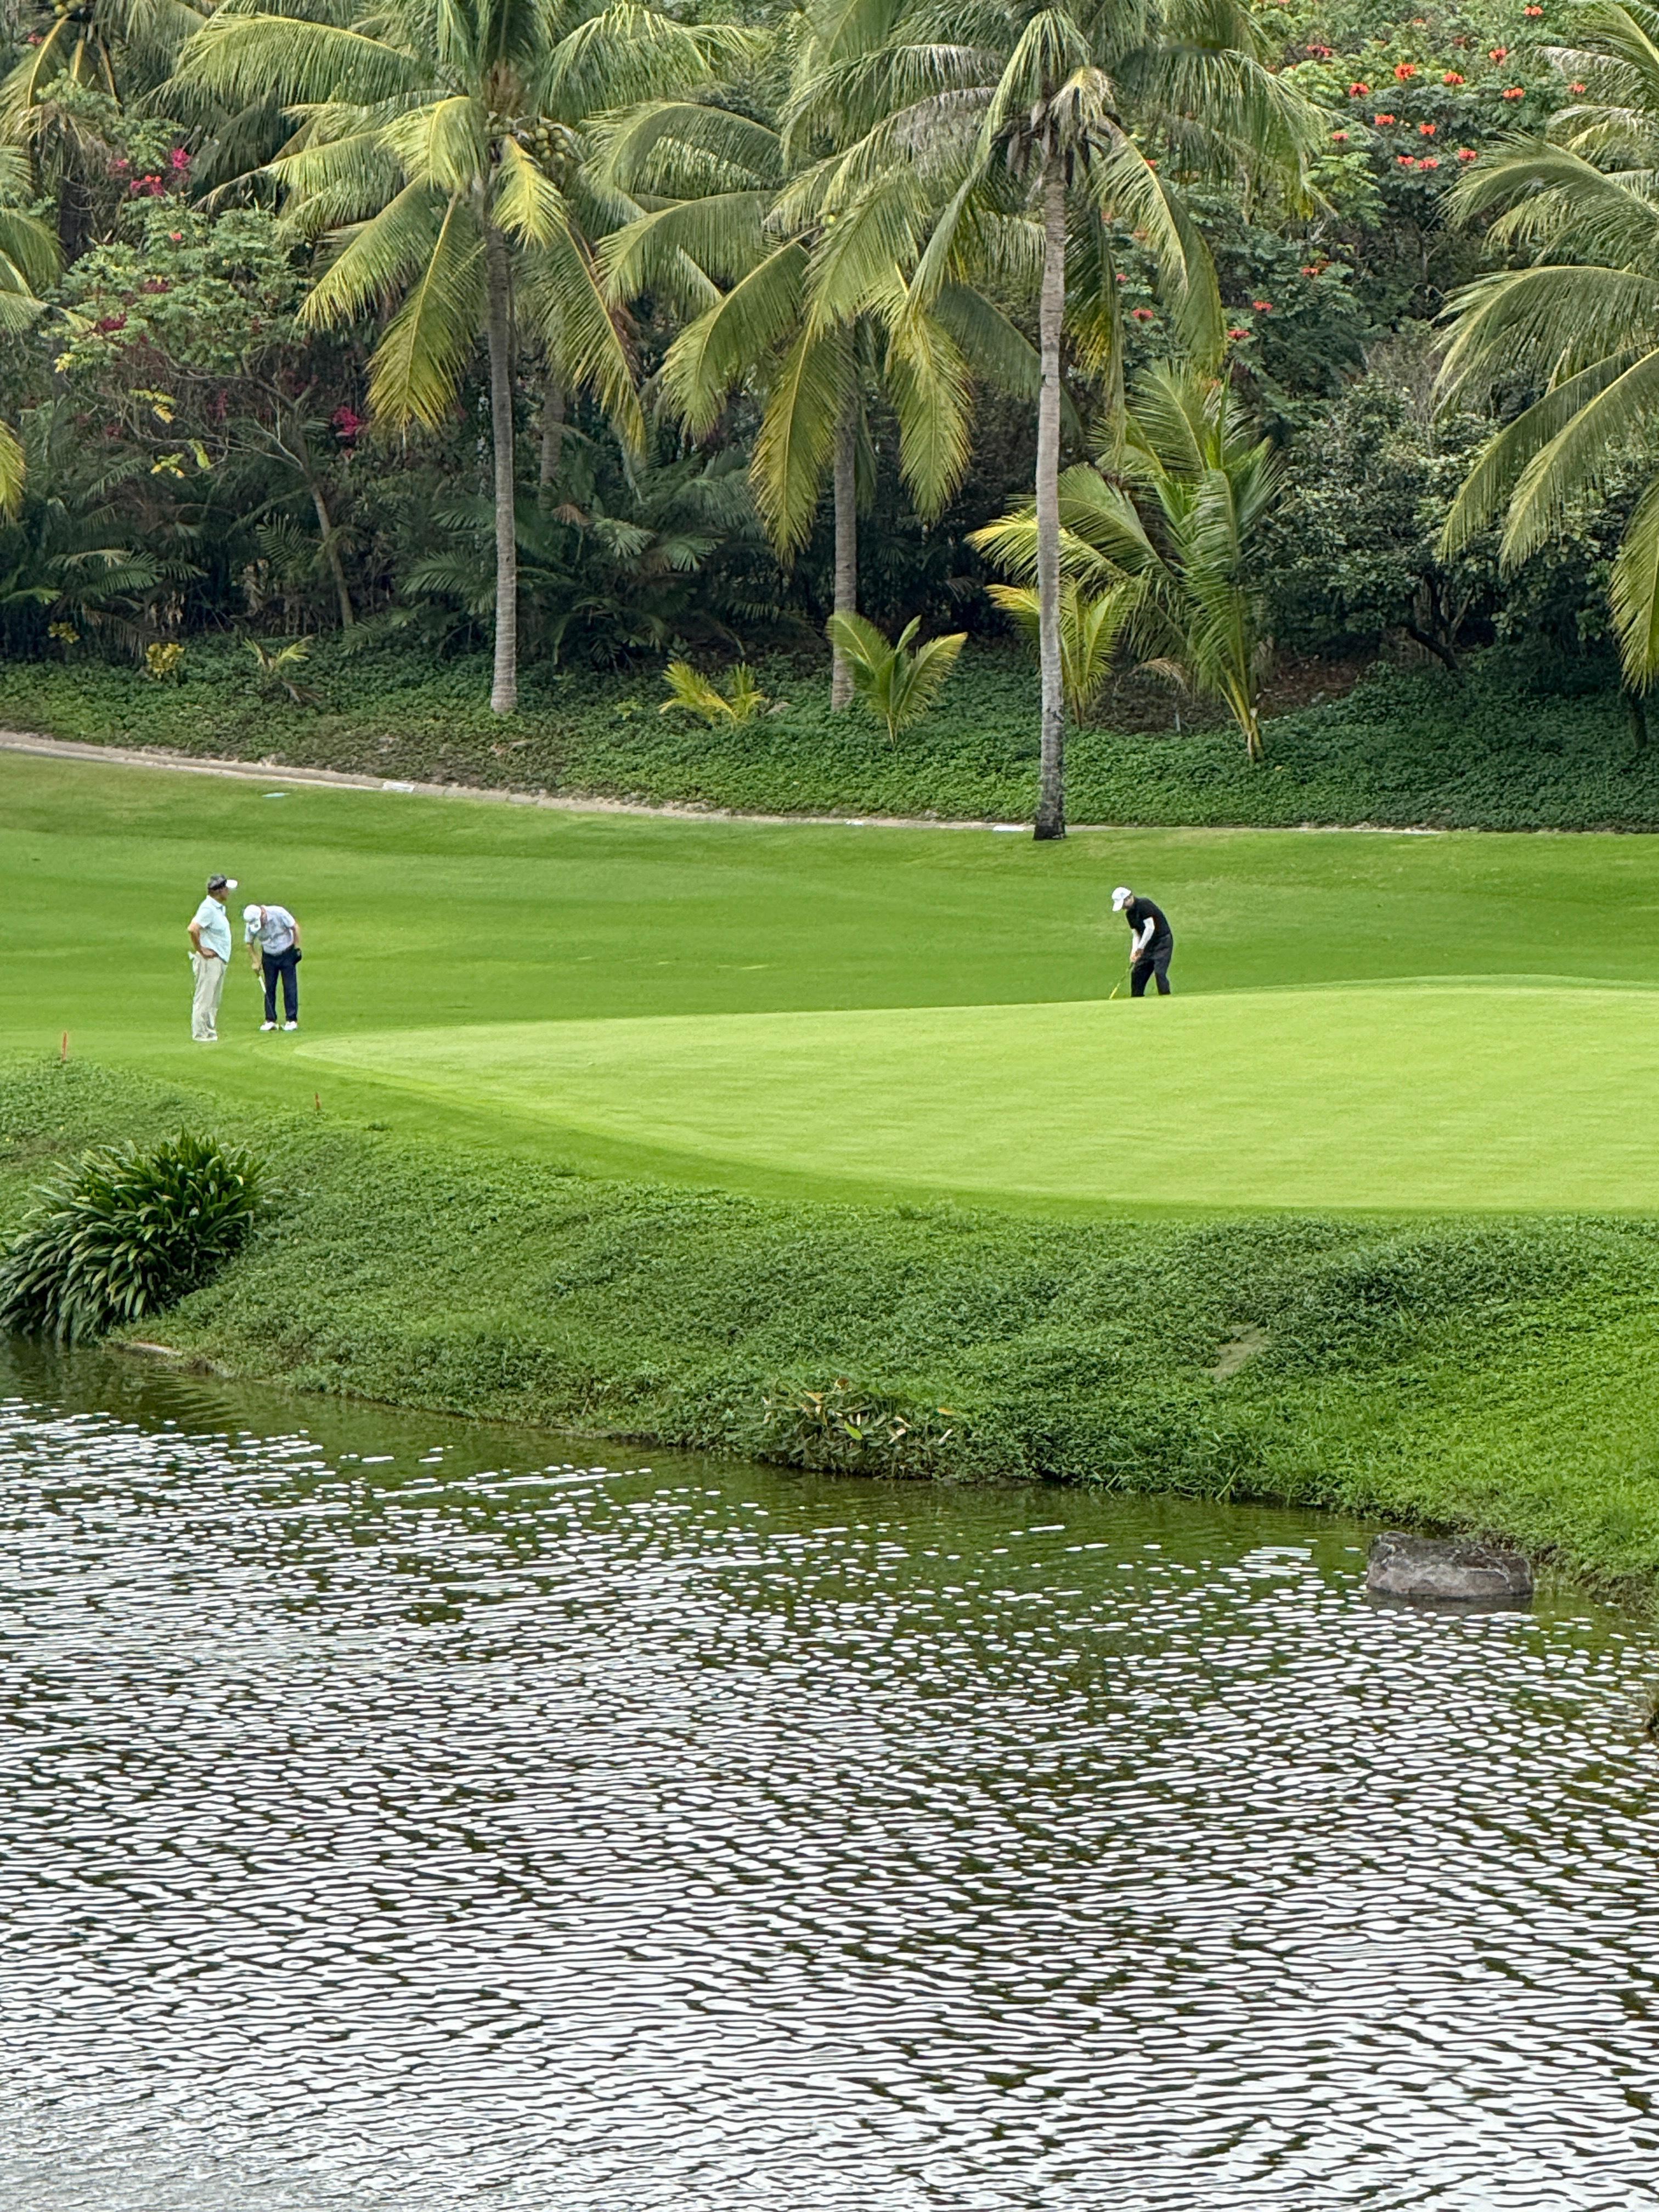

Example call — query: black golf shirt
[1124,896,1173,962]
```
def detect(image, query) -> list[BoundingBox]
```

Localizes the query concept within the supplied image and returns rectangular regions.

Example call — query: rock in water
[1365,1532,1533,1605]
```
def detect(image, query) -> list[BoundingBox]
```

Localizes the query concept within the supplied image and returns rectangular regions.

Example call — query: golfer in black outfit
[1113,885,1173,996]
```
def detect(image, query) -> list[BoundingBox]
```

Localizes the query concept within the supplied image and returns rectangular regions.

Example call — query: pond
[0,1341,1655,2211]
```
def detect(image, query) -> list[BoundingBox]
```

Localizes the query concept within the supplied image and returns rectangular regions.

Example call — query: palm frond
[753,323,847,556]
[364,195,486,427]
[1611,467,1659,682]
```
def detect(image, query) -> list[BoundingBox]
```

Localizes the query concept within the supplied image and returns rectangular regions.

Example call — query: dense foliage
[8,1059,1659,1590]
[6,637,1656,826]
[1,0,1654,799]
[0,1129,265,1341]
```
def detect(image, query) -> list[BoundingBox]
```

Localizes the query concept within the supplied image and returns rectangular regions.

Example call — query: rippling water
[0,1341,1655,2211]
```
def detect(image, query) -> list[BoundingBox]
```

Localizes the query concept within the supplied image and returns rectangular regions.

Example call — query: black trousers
[1130,949,1172,996]
[262,946,300,1023]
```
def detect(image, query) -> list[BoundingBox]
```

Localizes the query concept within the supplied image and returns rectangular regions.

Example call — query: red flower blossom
[170,147,190,170]
[139,276,171,294]
[1300,262,1327,274]
[1227,326,1251,340]
[1398,153,1419,166]
[1418,155,1440,168]
[1570,79,1587,91]
[93,314,127,335]
[1502,84,1526,97]
[1489,44,1508,59]
[1374,112,1397,123]
[1130,306,1155,321]
[1347,81,1370,94]
[331,405,364,440]
[1419,120,1436,133]
[1114,271,1128,282]
[1457,145,1478,159]
[1523,5,1543,15]
[1305,42,1332,56]
[1394,60,1419,78]
[1251,298,1274,311]
[1330,128,1350,140]
[167,230,183,242]
[1443,69,1464,82]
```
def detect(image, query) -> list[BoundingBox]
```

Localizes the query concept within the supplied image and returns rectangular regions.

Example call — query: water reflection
[0,1342,1654,2210]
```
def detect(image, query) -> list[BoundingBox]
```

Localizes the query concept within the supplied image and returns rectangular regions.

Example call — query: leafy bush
[760,1379,971,1479]
[0,1131,264,1342]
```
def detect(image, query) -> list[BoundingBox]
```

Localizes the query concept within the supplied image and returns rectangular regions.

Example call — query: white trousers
[190,952,227,1040]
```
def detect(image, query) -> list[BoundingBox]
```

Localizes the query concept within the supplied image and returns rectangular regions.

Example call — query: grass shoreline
[9,1057,1659,1603]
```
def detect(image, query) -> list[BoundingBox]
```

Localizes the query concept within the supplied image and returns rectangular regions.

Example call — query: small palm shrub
[823,614,966,743]
[0,1132,265,1343]
[244,636,323,707]
[987,578,1140,726]
[660,661,769,725]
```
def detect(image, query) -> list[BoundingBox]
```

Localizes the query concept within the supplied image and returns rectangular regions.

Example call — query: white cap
[1111,885,1133,911]
[242,904,261,923]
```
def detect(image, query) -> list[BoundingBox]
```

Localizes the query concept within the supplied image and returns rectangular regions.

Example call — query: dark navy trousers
[262,947,300,1023]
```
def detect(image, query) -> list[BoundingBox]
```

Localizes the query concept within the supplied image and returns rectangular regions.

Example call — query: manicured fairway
[7,748,1659,1209]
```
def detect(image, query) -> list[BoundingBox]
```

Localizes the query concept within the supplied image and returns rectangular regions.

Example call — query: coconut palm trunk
[484,221,519,716]
[830,386,859,710]
[1033,156,1068,840]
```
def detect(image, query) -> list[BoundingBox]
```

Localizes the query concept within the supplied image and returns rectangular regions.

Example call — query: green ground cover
[9,747,1659,1590]
[2,640,1657,831]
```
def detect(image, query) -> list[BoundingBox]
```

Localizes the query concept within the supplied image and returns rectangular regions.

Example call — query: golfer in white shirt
[186,872,237,1042]
[244,901,303,1031]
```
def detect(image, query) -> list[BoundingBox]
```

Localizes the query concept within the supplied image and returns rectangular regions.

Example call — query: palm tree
[597,5,1045,708]
[819,0,1315,830]
[974,366,1282,758]
[177,0,748,712]
[1439,2,1659,689]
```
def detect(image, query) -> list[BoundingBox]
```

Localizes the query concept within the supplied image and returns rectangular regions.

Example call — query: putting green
[297,980,1659,1210]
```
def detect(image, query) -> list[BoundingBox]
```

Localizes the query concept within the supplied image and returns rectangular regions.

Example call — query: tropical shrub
[244,636,322,707]
[0,1132,265,1342]
[659,661,769,725]
[760,1379,969,1479]
[824,614,967,744]
[987,579,1141,725]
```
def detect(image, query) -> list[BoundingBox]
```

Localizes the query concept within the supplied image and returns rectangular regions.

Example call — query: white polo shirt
[191,896,232,961]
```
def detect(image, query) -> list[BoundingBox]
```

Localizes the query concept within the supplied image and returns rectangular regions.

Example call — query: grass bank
[10,1057,1659,1598]
[1,640,1655,830]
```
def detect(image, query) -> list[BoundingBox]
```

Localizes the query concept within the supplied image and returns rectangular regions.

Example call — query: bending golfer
[1112,885,1174,997]
[245,901,303,1031]
[187,872,238,1042]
